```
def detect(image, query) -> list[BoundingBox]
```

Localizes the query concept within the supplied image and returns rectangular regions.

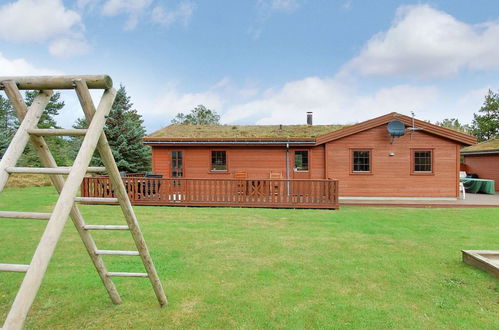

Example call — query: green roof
[145,124,347,139]
[461,138,499,153]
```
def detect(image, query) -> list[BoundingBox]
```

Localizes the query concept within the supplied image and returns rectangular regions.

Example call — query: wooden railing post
[80,177,339,209]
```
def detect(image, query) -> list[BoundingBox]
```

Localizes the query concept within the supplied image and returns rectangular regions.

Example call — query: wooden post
[2,87,116,330]
[74,80,168,307]
[0,88,51,191]
[2,81,123,308]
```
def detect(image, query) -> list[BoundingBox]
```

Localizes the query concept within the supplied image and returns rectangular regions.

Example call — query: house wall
[463,154,499,191]
[149,125,462,198]
[151,146,326,180]
[325,125,460,197]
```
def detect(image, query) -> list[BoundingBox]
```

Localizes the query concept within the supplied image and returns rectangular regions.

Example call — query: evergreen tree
[171,105,220,124]
[71,85,151,173]
[435,118,471,134]
[18,91,72,166]
[471,89,499,142]
[0,94,16,158]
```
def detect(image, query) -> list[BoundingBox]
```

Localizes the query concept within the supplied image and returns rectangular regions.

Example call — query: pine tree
[471,89,499,142]
[70,85,151,173]
[0,94,16,158]
[18,91,72,166]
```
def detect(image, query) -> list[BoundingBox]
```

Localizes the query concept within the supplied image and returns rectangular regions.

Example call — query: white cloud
[0,0,82,42]
[151,1,196,27]
[0,52,61,76]
[149,84,224,117]
[0,0,89,57]
[249,0,300,39]
[101,0,153,30]
[341,0,352,10]
[343,4,499,78]
[270,0,299,12]
[48,37,90,58]
[222,77,438,125]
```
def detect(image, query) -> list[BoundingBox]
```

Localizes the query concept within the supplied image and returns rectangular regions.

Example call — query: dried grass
[5,174,52,188]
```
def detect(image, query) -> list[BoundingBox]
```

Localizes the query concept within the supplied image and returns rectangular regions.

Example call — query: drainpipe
[286,142,290,196]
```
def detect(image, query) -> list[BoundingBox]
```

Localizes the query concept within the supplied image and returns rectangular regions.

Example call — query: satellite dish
[387,120,405,137]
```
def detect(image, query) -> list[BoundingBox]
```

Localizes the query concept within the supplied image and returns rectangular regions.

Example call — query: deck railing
[81,177,339,209]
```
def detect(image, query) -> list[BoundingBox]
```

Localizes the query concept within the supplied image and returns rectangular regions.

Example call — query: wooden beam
[5,167,106,175]
[83,225,129,230]
[107,272,149,278]
[0,211,51,220]
[2,80,122,330]
[75,197,118,203]
[0,264,29,273]
[95,250,140,256]
[2,87,117,330]
[0,75,112,90]
[0,89,51,191]
[28,129,88,136]
[75,79,168,307]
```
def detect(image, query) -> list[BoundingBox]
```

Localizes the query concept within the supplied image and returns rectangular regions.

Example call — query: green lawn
[0,186,498,329]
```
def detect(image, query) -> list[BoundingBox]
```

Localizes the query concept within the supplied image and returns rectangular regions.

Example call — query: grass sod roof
[461,138,499,153]
[145,124,348,140]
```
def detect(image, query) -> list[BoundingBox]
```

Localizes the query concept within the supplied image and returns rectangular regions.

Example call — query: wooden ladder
[0,76,167,330]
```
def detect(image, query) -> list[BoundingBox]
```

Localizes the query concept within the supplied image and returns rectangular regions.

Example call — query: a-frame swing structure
[0,75,167,330]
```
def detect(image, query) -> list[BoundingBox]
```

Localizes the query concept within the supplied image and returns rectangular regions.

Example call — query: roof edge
[315,112,477,146]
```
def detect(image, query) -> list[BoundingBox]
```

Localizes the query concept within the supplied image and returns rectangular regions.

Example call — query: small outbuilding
[144,112,476,199]
[461,139,499,191]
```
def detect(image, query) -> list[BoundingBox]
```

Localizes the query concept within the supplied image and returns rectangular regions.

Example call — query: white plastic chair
[459,182,466,199]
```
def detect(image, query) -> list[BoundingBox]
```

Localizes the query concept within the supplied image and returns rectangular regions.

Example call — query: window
[294,151,309,171]
[413,150,432,173]
[171,151,183,178]
[352,150,371,173]
[211,151,227,171]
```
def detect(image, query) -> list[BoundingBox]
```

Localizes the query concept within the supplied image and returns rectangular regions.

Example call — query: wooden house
[144,112,476,199]
[461,139,499,191]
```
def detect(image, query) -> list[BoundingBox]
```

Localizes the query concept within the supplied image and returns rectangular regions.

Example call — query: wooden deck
[81,177,339,209]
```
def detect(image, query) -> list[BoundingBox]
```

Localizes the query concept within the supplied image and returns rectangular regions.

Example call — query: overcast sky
[1,0,499,133]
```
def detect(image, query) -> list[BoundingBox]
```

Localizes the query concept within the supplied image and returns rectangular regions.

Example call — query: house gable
[315,112,476,146]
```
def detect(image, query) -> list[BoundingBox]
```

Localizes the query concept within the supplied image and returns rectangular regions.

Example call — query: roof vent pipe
[307,112,313,125]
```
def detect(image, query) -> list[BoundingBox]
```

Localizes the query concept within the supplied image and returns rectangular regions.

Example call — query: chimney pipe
[306,112,313,125]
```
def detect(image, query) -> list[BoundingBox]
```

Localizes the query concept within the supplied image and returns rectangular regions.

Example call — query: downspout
[286,142,290,196]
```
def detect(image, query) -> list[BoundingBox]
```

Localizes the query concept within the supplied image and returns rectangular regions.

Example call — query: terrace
[81,175,340,209]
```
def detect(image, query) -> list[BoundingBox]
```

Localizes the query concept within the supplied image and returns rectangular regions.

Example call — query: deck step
[0,263,29,273]
[0,211,51,220]
[6,166,107,175]
[107,272,148,277]
[75,197,118,203]
[27,128,88,136]
[83,225,129,230]
[96,250,140,256]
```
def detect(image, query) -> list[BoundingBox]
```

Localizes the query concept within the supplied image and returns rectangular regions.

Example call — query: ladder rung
[0,263,29,272]
[83,225,129,230]
[5,166,107,174]
[0,211,51,220]
[96,250,140,256]
[107,272,149,278]
[75,197,118,203]
[27,128,88,136]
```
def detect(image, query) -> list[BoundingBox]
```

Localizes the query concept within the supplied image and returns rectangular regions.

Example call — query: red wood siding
[150,125,463,198]
[326,125,460,197]
[463,154,499,191]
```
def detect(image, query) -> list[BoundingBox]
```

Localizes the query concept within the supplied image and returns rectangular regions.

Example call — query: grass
[461,138,499,152]
[0,186,498,329]
[146,124,348,139]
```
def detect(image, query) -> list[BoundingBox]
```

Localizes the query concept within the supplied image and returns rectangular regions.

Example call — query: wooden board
[462,250,499,277]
